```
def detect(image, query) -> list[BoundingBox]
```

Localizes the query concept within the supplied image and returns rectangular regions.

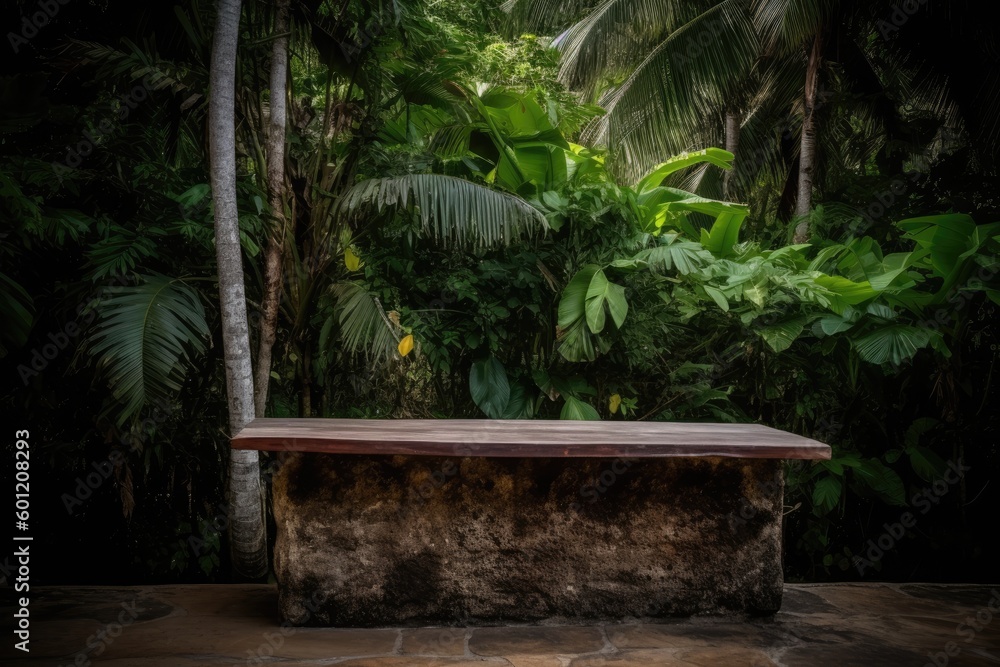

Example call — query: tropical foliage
[1,0,998,584]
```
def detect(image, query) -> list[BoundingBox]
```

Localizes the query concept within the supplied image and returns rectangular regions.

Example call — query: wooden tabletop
[232,418,830,460]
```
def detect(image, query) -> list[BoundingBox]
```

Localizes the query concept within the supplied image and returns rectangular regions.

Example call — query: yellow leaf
[397,334,414,357]
[344,246,362,272]
[609,393,621,414]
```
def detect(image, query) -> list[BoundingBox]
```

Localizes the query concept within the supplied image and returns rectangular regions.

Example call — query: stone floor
[2,583,998,666]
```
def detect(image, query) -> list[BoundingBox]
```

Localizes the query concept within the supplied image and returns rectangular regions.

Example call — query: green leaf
[635,148,735,193]
[907,445,948,483]
[758,316,810,353]
[904,417,940,449]
[854,459,906,506]
[868,251,926,291]
[469,356,511,419]
[559,265,598,322]
[199,554,216,575]
[702,285,729,312]
[556,317,597,362]
[897,214,977,278]
[82,275,208,426]
[632,238,713,275]
[584,268,628,333]
[701,210,747,256]
[814,275,877,312]
[560,395,600,420]
[557,265,627,360]
[637,187,749,236]
[813,475,842,515]
[337,174,548,248]
[500,383,530,419]
[808,244,848,272]
[853,325,935,366]
[820,460,844,475]
[815,311,857,336]
[505,142,569,192]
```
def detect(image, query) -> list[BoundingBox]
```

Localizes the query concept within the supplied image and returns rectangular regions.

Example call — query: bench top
[232,418,830,460]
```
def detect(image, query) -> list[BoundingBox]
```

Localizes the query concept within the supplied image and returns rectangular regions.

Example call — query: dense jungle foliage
[1,0,998,584]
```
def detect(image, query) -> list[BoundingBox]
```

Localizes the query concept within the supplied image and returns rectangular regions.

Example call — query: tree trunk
[723,111,740,200]
[253,0,291,417]
[794,33,822,243]
[210,0,268,581]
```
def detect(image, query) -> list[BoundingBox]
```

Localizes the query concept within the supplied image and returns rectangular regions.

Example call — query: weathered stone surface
[333,659,505,666]
[403,627,469,656]
[780,642,928,666]
[568,650,684,665]
[606,621,781,650]
[504,654,579,667]
[469,626,606,655]
[3,583,997,666]
[806,583,944,617]
[670,647,777,666]
[570,647,776,666]
[273,453,784,626]
[65,660,236,667]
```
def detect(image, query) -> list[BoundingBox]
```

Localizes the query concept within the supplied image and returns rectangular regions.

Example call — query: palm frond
[751,0,836,53]
[582,0,759,183]
[328,282,399,364]
[82,275,209,425]
[503,0,604,37]
[554,0,698,96]
[62,39,197,96]
[0,272,34,358]
[337,174,548,247]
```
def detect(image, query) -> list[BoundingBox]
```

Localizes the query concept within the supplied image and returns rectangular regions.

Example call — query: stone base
[272,453,784,626]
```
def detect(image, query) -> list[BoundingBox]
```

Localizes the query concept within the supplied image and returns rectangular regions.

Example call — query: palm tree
[508,0,998,239]
[209,0,268,580]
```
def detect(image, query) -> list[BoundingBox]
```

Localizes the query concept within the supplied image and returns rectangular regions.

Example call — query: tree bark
[794,33,822,243]
[723,111,740,200]
[210,0,268,580]
[254,0,291,417]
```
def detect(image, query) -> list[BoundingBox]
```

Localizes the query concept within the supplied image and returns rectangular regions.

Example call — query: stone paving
[2,583,999,666]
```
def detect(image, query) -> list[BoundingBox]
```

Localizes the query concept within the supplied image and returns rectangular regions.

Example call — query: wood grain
[232,418,830,460]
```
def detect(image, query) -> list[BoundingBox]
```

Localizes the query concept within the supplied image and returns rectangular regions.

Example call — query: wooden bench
[233,418,830,626]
